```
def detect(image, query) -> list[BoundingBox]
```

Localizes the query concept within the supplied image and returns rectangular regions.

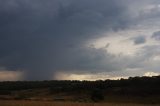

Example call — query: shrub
[91,88,104,102]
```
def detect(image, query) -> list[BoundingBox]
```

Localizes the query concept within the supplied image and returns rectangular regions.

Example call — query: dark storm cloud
[132,36,146,45]
[0,0,135,80]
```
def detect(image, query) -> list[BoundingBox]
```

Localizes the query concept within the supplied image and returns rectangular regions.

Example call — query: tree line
[0,76,160,101]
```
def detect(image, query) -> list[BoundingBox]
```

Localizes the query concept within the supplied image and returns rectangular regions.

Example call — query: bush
[91,88,104,102]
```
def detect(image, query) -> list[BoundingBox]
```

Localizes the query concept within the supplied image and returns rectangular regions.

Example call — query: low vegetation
[0,76,160,104]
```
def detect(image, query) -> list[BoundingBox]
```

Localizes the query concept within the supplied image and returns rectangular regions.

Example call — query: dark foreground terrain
[0,100,160,106]
[0,76,160,105]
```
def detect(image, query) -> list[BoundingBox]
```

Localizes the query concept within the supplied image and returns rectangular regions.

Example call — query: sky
[0,0,160,81]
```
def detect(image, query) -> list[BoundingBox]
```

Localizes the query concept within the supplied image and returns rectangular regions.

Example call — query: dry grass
[0,100,159,106]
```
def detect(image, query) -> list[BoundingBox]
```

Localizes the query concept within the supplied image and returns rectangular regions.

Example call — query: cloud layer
[0,0,160,80]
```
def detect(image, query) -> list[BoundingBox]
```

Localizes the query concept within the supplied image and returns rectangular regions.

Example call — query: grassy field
[0,100,159,106]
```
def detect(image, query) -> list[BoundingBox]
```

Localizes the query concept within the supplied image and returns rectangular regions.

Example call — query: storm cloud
[0,0,130,80]
[0,0,160,80]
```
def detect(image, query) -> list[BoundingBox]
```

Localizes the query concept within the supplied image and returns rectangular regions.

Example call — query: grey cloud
[126,45,160,73]
[132,36,146,45]
[125,0,160,27]
[0,0,152,80]
[152,31,160,41]
[137,45,160,72]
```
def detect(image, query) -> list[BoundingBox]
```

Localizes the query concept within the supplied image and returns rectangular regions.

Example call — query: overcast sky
[0,0,160,81]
